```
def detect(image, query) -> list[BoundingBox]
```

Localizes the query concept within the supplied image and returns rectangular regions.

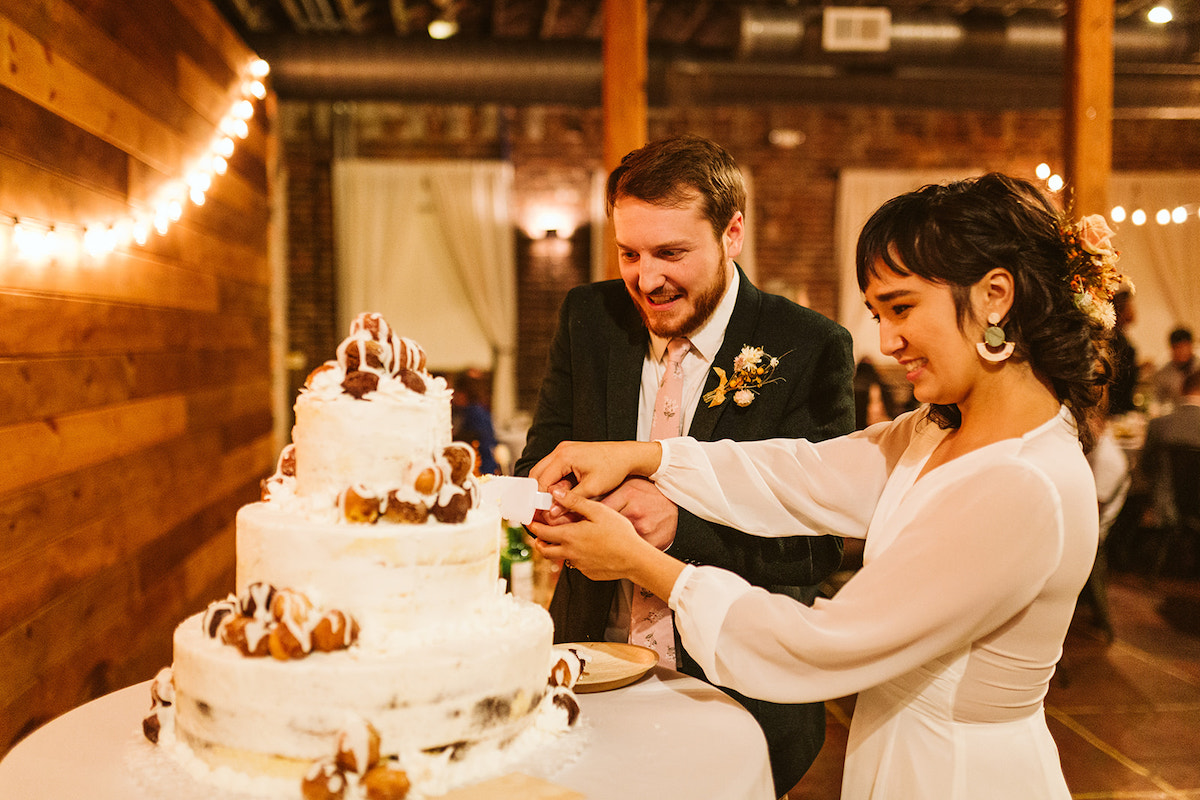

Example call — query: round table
[0,667,773,799]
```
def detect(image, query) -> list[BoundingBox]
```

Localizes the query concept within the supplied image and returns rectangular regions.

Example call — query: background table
[0,667,773,800]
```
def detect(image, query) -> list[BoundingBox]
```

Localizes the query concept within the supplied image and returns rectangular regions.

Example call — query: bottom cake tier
[170,596,554,776]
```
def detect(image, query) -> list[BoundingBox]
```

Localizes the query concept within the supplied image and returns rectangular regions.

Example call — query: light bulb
[428,18,458,39]
[1131,209,1147,225]
[1172,206,1187,224]
[187,171,212,192]
[1110,206,1126,223]
[43,227,60,259]
[250,59,270,78]
[1148,5,1173,23]
[83,226,105,257]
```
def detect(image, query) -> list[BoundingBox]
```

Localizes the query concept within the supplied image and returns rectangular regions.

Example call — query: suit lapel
[607,314,648,441]
[690,269,762,442]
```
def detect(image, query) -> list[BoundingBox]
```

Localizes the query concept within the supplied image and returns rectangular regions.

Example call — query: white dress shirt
[604,267,740,644]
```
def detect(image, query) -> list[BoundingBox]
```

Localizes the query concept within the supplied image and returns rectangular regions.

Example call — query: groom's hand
[601,477,678,551]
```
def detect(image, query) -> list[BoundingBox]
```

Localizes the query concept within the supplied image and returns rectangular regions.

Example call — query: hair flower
[703,346,787,408]
[1076,214,1116,257]
[1061,214,1127,330]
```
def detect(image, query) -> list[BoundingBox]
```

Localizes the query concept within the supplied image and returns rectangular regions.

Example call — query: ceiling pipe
[252,13,1200,108]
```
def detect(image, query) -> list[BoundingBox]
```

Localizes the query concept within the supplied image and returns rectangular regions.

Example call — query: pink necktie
[631,337,690,669]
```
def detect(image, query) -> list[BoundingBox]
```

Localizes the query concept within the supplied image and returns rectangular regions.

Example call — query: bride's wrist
[633,441,663,477]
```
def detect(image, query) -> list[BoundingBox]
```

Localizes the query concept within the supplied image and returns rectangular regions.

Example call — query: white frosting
[291,383,452,503]
[236,502,500,630]
[172,598,552,763]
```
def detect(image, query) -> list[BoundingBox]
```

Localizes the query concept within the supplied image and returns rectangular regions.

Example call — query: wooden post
[601,0,647,278]
[1063,0,1114,217]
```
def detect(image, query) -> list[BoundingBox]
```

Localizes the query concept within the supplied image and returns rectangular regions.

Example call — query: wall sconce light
[525,206,577,240]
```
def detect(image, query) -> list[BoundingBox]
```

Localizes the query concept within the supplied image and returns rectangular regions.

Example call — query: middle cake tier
[236,502,502,630]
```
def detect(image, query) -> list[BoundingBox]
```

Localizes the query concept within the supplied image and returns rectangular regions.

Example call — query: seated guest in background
[517,134,855,798]
[452,368,500,475]
[1107,288,1139,415]
[530,174,1114,799]
[1152,327,1196,410]
[1079,414,1130,640]
[1137,368,1200,528]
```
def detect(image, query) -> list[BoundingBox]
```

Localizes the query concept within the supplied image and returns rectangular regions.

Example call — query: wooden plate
[555,642,658,693]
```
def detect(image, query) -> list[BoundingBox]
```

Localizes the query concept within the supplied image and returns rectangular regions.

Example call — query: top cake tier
[280,312,464,509]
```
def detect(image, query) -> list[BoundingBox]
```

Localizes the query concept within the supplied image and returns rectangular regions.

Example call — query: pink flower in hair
[1077,214,1115,257]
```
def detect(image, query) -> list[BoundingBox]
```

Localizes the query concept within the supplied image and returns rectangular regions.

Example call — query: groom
[516,135,855,797]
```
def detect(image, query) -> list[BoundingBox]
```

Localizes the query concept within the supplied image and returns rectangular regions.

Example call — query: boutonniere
[702,345,788,408]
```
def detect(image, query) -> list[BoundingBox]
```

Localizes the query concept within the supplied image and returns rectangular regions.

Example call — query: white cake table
[0,667,773,800]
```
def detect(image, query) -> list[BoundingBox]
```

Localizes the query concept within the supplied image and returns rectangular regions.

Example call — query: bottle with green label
[500,521,534,601]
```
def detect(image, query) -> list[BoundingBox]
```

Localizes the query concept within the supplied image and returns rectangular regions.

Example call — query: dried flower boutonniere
[702,345,787,408]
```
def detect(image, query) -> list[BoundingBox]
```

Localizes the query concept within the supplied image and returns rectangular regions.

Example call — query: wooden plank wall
[0,0,276,755]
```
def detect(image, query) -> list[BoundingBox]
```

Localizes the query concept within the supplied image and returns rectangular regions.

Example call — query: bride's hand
[528,488,654,582]
[530,440,662,502]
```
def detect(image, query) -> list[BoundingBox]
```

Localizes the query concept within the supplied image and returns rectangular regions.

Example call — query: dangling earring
[976,312,1014,363]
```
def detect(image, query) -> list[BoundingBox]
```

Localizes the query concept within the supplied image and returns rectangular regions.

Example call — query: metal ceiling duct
[738,6,806,58]
[253,12,1200,108]
[257,37,605,102]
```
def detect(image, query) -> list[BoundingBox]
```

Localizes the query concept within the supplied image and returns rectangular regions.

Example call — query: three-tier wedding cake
[141,313,579,799]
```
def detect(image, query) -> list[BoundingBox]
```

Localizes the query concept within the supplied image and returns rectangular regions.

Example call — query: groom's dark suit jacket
[516,267,856,796]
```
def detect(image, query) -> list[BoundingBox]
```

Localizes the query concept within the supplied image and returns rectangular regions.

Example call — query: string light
[1033,164,1198,229]
[2,58,269,266]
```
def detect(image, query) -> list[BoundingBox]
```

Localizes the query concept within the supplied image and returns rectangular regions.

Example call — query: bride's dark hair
[854,173,1112,451]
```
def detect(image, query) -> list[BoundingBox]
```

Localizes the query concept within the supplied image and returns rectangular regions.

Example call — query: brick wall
[280,101,1200,414]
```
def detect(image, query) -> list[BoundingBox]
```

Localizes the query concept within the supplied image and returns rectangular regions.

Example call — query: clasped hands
[527,441,681,590]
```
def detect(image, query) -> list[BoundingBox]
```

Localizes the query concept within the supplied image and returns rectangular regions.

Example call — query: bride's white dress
[654,407,1097,799]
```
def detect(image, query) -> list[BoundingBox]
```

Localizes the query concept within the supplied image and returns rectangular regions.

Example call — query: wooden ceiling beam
[602,0,647,279]
[1064,0,1114,216]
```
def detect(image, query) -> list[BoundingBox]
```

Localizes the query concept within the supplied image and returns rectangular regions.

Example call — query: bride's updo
[854,172,1114,451]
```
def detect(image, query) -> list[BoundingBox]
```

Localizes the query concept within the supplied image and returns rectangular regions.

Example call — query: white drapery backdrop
[1108,172,1200,366]
[837,169,1200,367]
[332,159,519,423]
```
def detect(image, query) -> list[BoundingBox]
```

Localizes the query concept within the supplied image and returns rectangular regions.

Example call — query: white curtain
[836,169,1200,367]
[332,159,519,423]
[1108,172,1200,366]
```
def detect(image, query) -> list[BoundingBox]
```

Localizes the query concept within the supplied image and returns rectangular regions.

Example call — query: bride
[528,173,1117,799]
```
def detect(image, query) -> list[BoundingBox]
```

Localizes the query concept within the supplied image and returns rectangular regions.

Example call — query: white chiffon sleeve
[652,411,922,540]
[668,459,1067,704]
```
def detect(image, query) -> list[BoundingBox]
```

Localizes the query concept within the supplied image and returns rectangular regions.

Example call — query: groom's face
[613,194,742,338]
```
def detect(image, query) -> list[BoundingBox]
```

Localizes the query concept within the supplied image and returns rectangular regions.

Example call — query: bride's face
[865,263,983,407]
